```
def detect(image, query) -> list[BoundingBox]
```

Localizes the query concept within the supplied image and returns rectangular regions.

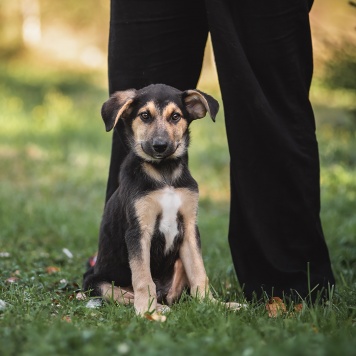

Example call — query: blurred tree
[325,43,356,94]
[0,1,23,57]
[21,0,41,47]
[0,0,109,58]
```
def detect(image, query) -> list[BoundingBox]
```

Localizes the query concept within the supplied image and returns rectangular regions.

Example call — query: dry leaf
[144,312,167,322]
[294,303,304,313]
[62,315,72,323]
[6,277,19,284]
[46,266,60,274]
[266,297,287,318]
[52,298,61,305]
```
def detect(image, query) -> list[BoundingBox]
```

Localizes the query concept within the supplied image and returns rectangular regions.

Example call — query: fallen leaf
[144,312,167,322]
[62,315,72,323]
[294,303,304,313]
[6,277,19,284]
[52,298,61,305]
[68,293,76,301]
[46,266,60,274]
[266,297,286,318]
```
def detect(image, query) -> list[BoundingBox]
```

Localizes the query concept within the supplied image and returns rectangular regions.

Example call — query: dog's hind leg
[99,282,134,305]
[180,236,212,300]
[166,258,189,305]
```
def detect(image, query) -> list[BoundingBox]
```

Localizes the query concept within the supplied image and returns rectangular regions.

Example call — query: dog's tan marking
[142,162,183,184]
[133,102,157,143]
[142,163,163,182]
[162,102,188,143]
[162,103,188,159]
[99,283,134,304]
[111,90,136,127]
[132,101,162,160]
[112,99,134,128]
[134,192,161,232]
[132,101,158,142]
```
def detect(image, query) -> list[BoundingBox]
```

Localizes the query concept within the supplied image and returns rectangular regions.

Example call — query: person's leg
[206,0,335,301]
[106,0,208,202]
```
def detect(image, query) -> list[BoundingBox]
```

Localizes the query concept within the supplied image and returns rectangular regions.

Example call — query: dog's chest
[157,187,182,253]
[135,186,198,255]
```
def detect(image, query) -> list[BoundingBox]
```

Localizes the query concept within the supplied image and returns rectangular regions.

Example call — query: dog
[83,84,240,320]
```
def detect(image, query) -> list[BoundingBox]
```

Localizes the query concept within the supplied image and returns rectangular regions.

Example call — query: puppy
[83,84,239,319]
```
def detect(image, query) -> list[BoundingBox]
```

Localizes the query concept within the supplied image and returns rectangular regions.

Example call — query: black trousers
[106,0,335,301]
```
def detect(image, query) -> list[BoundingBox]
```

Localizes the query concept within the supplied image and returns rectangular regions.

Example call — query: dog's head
[101,84,219,161]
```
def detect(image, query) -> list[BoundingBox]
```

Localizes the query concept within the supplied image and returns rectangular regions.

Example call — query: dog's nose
[152,139,168,153]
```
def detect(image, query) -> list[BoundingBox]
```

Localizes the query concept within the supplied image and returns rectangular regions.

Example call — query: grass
[0,61,355,356]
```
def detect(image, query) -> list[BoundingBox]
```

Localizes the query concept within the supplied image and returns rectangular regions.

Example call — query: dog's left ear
[182,89,219,122]
[101,89,137,132]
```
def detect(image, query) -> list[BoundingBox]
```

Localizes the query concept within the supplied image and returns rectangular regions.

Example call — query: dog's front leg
[179,221,213,300]
[127,231,157,316]
[128,197,166,319]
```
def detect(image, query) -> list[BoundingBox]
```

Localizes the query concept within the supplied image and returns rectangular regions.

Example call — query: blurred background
[0,0,355,288]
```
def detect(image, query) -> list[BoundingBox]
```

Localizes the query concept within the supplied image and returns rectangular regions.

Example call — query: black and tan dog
[83,84,239,320]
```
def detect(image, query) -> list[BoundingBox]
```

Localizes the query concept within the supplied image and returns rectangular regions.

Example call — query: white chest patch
[158,187,182,254]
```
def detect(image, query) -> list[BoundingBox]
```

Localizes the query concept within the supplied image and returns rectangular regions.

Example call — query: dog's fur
[83,84,235,318]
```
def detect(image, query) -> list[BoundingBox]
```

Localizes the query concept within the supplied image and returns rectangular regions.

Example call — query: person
[103,0,335,302]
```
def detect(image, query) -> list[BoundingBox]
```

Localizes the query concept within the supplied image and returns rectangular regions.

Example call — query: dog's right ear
[101,89,137,132]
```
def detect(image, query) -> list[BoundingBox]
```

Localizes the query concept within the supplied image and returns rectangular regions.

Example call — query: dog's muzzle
[141,138,177,160]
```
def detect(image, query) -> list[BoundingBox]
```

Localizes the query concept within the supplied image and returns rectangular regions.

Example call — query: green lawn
[0,62,355,355]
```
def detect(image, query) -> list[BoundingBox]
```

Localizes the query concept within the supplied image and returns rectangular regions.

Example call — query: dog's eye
[140,112,150,121]
[171,113,181,122]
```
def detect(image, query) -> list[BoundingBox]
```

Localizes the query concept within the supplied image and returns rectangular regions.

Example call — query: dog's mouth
[139,142,182,161]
